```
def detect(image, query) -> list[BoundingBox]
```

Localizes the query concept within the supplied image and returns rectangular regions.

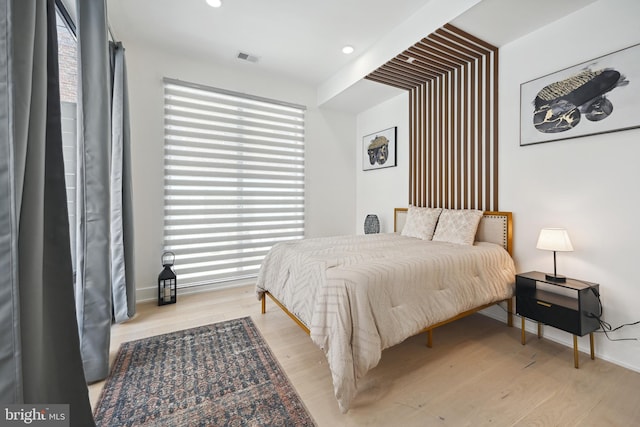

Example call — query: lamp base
[545,273,567,283]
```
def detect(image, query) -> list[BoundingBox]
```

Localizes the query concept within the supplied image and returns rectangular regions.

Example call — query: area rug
[93,317,315,426]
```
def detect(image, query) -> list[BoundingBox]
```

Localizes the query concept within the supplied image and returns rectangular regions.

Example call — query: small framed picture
[363,126,397,171]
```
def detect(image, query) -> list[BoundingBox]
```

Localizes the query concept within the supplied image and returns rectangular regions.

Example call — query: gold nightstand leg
[590,333,595,360]
[573,335,579,369]
[537,322,542,339]
[521,317,526,345]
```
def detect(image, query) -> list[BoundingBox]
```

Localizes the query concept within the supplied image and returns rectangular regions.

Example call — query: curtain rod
[108,24,118,43]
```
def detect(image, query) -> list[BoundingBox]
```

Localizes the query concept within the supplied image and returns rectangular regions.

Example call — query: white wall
[353,0,640,374]
[123,43,356,299]
[500,0,640,371]
[355,91,409,233]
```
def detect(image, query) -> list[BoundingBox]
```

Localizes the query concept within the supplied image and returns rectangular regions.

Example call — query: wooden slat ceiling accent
[365,24,496,90]
[365,24,500,211]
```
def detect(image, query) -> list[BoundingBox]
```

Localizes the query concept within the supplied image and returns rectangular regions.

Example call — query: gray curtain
[0,0,95,425]
[110,41,136,324]
[74,0,135,383]
[74,0,112,383]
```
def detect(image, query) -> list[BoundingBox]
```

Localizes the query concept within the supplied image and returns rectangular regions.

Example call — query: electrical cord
[495,286,639,342]
[580,281,639,342]
[593,318,640,342]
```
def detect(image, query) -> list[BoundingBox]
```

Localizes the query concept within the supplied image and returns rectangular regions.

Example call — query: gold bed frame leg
[260,291,311,335]
[421,298,513,349]
[507,298,514,327]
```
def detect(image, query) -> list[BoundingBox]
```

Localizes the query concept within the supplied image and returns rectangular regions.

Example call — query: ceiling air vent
[237,52,259,63]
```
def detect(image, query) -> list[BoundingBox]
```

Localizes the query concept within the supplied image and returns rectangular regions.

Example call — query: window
[163,79,305,289]
[56,2,78,268]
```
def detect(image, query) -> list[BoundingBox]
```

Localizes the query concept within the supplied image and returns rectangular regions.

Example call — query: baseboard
[136,278,255,303]
[479,304,640,375]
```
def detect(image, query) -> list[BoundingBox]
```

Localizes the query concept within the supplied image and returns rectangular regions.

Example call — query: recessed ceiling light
[206,0,222,7]
[342,45,354,55]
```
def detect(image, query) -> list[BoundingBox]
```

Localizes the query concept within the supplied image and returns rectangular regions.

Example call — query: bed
[256,207,516,412]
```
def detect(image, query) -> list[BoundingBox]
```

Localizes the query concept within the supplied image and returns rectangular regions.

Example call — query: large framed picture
[363,126,397,171]
[520,43,640,146]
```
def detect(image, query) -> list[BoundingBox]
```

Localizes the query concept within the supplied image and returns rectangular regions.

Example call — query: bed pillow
[401,206,443,240]
[432,209,483,245]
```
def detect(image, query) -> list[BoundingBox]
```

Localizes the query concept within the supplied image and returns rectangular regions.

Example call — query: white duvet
[255,233,515,412]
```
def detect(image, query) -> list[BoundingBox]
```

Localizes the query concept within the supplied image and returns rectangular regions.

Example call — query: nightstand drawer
[516,297,582,335]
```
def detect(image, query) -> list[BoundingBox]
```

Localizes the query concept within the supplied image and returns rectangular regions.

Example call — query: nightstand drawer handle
[537,301,552,308]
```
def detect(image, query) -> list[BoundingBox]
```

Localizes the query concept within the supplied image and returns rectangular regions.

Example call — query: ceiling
[106,0,597,112]
[106,0,433,85]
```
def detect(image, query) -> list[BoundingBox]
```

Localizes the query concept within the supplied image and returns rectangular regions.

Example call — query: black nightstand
[515,271,600,368]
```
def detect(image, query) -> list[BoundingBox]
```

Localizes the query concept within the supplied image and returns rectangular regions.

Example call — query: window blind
[163,78,305,288]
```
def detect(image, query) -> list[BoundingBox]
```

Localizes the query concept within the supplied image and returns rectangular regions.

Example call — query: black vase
[364,214,380,234]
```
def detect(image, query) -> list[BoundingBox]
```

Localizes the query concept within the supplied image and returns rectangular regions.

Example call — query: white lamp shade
[536,228,574,252]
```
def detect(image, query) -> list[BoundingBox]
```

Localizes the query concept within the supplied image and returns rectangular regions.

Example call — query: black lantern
[158,251,177,306]
[364,214,380,234]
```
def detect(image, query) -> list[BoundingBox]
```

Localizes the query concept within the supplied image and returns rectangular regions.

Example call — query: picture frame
[363,126,397,171]
[520,43,640,146]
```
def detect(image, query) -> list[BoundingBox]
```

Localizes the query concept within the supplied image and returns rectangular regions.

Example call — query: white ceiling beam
[316,0,481,107]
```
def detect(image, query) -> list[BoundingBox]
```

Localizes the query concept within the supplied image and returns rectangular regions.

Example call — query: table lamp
[536,228,573,282]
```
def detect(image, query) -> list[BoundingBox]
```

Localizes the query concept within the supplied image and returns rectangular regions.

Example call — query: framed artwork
[363,126,396,171]
[520,43,639,146]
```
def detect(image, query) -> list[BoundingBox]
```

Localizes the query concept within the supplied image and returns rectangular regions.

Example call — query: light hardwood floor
[89,285,640,426]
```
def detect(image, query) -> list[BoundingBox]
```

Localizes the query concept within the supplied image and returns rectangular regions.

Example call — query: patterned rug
[93,317,315,426]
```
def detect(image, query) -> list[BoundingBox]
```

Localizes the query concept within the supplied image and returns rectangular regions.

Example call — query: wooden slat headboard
[394,208,513,256]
